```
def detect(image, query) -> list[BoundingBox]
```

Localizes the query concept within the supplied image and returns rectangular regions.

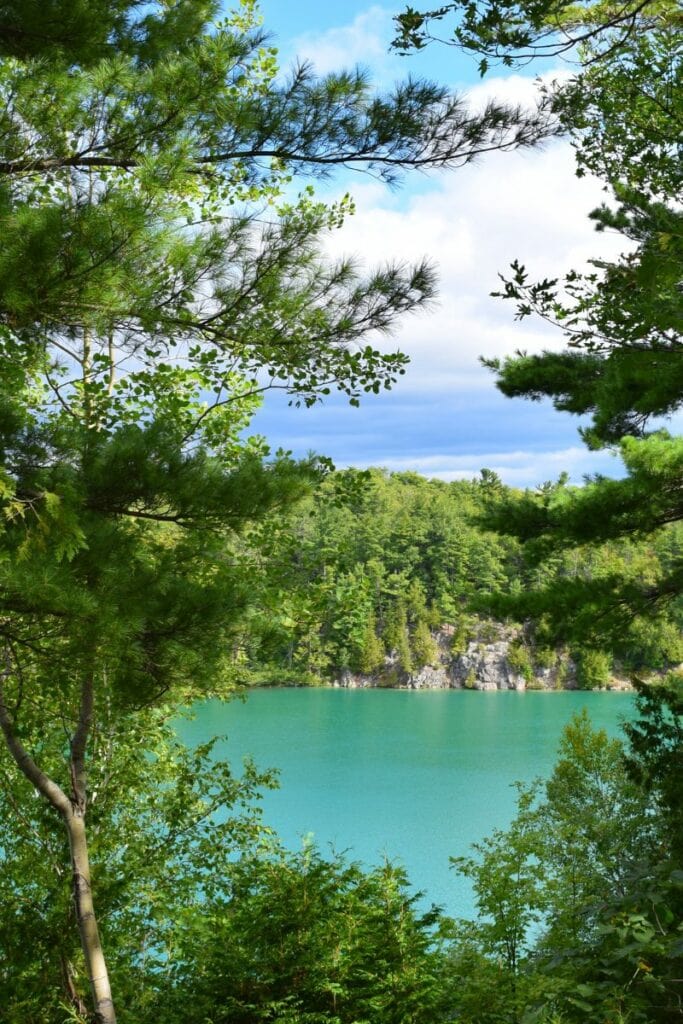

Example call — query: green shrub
[464,668,477,689]
[576,649,612,690]
[533,646,557,670]
[507,642,534,682]
[479,620,501,644]
[450,615,476,655]
[160,847,451,1024]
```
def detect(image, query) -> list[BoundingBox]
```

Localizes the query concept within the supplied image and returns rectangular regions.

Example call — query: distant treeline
[241,470,683,686]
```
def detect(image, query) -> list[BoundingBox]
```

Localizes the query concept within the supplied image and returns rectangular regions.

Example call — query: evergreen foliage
[448,700,683,1023]
[243,469,518,679]
[0,701,450,1024]
[393,0,683,642]
[243,468,682,682]
[389,11,683,1023]
[0,0,680,1017]
[0,0,561,1016]
[481,23,682,635]
[0,703,276,1022]
[2,680,680,1024]
[161,849,449,1024]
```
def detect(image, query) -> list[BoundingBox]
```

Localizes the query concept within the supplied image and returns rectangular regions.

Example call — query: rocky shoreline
[331,623,636,692]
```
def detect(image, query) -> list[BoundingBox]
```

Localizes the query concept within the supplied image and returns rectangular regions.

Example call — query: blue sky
[247,2,626,487]
[257,0,484,86]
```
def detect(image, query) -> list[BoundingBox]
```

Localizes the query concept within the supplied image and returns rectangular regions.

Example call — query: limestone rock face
[452,638,526,691]
[332,620,632,691]
[334,621,536,690]
[333,669,375,689]
[404,665,451,690]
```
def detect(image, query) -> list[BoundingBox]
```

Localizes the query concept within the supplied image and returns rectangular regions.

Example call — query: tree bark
[0,663,117,1023]
[65,808,117,1024]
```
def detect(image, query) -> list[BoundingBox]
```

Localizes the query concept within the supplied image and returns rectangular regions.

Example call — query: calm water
[178,689,634,917]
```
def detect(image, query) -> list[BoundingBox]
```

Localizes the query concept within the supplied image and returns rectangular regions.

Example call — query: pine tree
[355,611,386,675]
[0,1,557,1017]
[393,0,682,639]
[481,21,682,636]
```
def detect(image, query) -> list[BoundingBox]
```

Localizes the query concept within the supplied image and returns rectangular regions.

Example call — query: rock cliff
[333,620,634,691]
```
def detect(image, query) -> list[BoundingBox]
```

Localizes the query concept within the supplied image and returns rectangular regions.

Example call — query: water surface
[178,689,634,916]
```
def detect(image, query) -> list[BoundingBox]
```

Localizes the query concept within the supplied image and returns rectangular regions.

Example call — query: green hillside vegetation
[241,468,683,686]
[0,0,680,1019]
[0,1,549,1016]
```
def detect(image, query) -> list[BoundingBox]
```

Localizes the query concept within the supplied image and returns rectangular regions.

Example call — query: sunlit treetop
[392,0,680,74]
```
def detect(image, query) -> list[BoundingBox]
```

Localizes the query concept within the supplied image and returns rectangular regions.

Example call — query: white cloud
[262,12,638,480]
[344,446,622,487]
[318,72,626,392]
[284,13,623,399]
[461,69,574,109]
[290,6,395,77]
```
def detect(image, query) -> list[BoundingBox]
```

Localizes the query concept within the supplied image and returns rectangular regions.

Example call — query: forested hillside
[242,469,683,686]
[0,0,680,1020]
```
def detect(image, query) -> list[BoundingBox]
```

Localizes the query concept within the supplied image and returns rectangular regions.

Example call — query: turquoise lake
[178,689,635,917]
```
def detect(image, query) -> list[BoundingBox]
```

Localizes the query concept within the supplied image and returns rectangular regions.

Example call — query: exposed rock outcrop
[452,641,527,691]
[333,620,634,691]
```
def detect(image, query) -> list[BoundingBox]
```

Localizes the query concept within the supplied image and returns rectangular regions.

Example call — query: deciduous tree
[0,0,558,1016]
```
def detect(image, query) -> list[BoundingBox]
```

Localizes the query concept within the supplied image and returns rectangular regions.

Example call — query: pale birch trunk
[0,664,117,1023]
[65,809,117,1024]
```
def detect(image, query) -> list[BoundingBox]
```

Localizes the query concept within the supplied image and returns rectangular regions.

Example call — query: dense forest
[0,0,680,1022]
[242,468,683,686]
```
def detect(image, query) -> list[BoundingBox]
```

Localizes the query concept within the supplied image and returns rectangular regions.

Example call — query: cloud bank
[255,9,633,487]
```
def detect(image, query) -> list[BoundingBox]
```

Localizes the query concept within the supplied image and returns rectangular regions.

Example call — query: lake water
[177,689,635,917]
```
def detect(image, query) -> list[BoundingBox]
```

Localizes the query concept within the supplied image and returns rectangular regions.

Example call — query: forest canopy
[0,0,680,1022]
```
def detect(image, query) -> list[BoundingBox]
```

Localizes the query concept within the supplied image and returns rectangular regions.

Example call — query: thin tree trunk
[0,660,117,1023]
[65,808,117,1024]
